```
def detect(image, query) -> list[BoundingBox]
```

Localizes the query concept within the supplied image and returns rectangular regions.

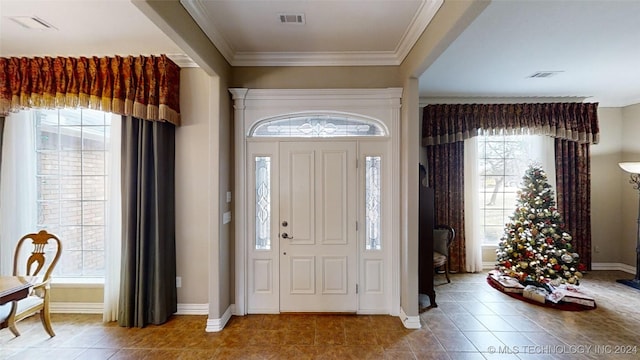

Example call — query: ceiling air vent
[9,16,57,30]
[528,71,563,79]
[279,13,305,24]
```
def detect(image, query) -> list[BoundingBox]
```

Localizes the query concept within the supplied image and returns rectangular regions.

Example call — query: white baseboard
[50,302,103,314]
[50,303,209,315]
[483,262,495,270]
[591,262,636,274]
[176,303,208,315]
[399,307,421,329]
[205,304,232,332]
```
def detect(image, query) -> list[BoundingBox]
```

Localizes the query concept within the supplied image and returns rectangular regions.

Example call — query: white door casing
[232,88,402,316]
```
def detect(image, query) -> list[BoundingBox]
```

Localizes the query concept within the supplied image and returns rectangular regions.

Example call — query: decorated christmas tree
[495,164,586,288]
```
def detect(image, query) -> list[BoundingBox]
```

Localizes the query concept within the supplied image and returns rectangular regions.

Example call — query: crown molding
[181,0,442,67]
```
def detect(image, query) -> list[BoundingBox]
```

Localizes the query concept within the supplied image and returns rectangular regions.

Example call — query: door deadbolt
[282,220,288,227]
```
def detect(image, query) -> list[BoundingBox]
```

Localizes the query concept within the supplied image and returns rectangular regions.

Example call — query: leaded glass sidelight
[255,157,271,250]
[365,156,382,250]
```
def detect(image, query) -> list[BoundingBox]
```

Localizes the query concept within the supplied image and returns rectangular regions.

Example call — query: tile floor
[1,271,639,359]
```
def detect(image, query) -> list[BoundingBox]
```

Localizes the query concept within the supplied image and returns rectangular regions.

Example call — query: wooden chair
[433,225,455,283]
[0,230,62,337]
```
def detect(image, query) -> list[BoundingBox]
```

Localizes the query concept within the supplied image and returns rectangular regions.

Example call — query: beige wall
[175,68,213,304]
[232,66,401,89]
[591,107,624,264]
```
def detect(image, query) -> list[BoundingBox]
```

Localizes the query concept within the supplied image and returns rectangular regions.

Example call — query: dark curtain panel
[555,139,592,270]
[119,116,177,327]
[426,141,466,272]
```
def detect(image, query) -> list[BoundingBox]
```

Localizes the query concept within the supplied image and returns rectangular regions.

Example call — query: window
[35,109,110,277]
[255,156,271,250]
[251,115,386,137]
[476,133,554,245]
[365,156,382,250]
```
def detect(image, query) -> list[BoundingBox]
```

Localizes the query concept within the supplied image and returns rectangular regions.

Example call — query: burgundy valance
[0,54,180,125]
[422,103,599,146]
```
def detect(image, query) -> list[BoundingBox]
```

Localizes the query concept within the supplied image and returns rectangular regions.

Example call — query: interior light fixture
[618,161,640,290]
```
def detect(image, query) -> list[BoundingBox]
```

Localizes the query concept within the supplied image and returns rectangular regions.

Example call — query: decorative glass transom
[251,115,386,137]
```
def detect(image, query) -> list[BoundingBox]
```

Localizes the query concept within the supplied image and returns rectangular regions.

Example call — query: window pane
[37,152,59,175]
[83,201,105,225]
[82,176,106,200]
[365,156,382,250]
[61,176,81,200]
[60,226,82,251]
[83,226,104,250]
[255,157,271,250]
[82,151,105,175]
[60,127,82,150]
[37,177,59,200]
[61,201,82,225]
[38,201,60,225]
[34,109,110,277]
[60,151,81,175]
[83,250,105,276]
[478,134,551,245]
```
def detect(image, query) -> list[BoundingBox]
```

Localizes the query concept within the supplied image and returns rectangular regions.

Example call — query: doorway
[231,88,402,315]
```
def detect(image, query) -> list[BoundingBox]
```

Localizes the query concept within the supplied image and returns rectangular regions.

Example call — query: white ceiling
[180,0,442,66]
[2,0,640,107]
[420,0,640,107]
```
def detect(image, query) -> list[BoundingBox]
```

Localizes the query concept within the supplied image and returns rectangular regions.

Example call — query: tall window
[476,133,553,245]
[35,109,110,277]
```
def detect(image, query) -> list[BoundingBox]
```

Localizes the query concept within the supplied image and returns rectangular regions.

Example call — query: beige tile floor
[1,271,639,359]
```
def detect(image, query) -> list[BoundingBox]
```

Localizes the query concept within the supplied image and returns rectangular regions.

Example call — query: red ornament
[577,263,587,272]
[504,261,512,268]
[553,264,561,271]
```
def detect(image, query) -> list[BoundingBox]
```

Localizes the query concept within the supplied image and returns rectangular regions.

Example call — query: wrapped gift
[523,285,549,304]
[548,284,595,308]
[488,270,525,293]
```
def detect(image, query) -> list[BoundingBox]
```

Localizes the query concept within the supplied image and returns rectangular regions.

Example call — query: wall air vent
[9,16,57,30]
[279,13,305,24]
[528,71,563,79]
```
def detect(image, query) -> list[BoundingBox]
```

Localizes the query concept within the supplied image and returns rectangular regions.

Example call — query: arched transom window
[250,114,387,137]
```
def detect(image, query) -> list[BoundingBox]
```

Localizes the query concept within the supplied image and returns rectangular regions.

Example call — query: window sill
[51,277,104,288]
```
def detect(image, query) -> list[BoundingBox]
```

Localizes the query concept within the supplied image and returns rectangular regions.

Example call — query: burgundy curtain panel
[423,103,599,272]
[426,142,466,272]
[555,140,592,270]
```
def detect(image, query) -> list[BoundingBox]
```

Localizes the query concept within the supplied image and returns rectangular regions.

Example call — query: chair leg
[40,302,55,337]
[445,262,451,283]
[7,301,21,337]
[39,311,55,337]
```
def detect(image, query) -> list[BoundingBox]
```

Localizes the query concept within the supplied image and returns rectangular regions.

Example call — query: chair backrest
[433,225,455,256]
[13,230,62,283]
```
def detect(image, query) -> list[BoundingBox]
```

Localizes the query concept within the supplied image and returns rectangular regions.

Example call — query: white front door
[279,141,357,312]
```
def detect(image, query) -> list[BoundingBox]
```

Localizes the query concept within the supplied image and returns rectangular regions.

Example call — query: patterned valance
[0,54,180,125]
[422,103,599,146]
